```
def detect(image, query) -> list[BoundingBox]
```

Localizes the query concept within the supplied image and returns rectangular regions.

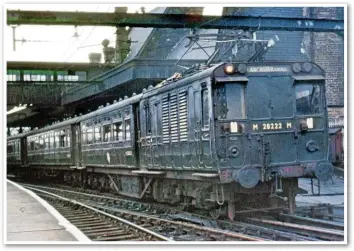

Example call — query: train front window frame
[215,82,246,120]
[295,81,323,116]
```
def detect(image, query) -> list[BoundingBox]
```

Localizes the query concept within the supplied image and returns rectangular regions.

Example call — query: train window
[67,132,71,147]
[154,103,161,136]
[87,128,93,144]
[16,142,20,153]
[34,137,40,150]
[125,120,131,141]
[113,122,123,141]
[145,104,151,135]
[50,134,55,148]
[39,136,45,149]
[82,129,87,144]
[44,136,49,149]
[103,124,111,142]
[55,132,60,148]
[215,83,246,120]
[94,127,101,143]
[7,70,20,81]
[202,88,209,128]
[59,130,66,147]
[59,135,65,147]
[295,83,322,115]
[162,95,170,143]
[7,143,13,153]
[27,139,31,150]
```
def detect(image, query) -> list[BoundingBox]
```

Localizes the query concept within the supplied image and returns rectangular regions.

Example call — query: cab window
[215,82,246,119]
[295,82,322,115]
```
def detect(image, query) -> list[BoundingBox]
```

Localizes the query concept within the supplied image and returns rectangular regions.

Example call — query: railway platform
[6,180,90,242]
[297,170,345,206]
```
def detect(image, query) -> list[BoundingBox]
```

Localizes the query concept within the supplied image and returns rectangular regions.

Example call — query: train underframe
[12,165,300,220]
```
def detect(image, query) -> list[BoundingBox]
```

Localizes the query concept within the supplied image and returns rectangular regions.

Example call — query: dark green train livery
[7,62,334,219]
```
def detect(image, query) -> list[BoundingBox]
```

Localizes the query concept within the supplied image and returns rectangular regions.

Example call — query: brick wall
[306,7,344,124]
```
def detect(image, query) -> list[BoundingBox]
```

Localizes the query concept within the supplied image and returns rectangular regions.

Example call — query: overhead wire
[12,7,285,126]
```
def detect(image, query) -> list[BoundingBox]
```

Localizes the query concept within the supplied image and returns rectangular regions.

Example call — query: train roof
[7,63,224,140]
[7,61,324,141]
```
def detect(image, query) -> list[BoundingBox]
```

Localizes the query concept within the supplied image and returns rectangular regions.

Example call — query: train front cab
[212,62,334,212]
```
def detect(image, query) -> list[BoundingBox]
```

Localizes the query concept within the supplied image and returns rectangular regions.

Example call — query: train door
[150,96,162,168]
[133,103,141,168]
[141,97,162,169]
[214,80,247,170]
[140,99,152,169]
[189,81,213,168]
[294,79,327,163]
[71,123,82,167]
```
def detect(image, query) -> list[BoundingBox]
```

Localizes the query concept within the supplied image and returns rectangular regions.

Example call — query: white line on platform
[7,179,91,243]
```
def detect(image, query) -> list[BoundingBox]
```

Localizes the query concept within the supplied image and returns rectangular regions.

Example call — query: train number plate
[252,122,292,131]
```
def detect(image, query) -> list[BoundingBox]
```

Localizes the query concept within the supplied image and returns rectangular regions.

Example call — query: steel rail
[23,184,267,241]
[248,218,344,241]
[19,182,333,241]
[278,213,344,231]
[24,185,173,242]
[82,202,268,241]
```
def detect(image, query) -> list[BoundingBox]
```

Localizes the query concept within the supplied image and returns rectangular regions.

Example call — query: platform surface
[6,181,78,242]
[296,172,345,206]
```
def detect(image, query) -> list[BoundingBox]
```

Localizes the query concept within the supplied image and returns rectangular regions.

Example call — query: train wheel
[209,207,222,219]
[209,205,228,220]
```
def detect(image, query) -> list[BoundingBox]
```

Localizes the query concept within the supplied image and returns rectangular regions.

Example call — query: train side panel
[80,105,137,169]
[27,127,72,167]
[139,77,216,171]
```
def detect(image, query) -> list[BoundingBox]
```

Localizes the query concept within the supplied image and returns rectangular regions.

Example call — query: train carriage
[7,61,334,219]
[7,138,22,173]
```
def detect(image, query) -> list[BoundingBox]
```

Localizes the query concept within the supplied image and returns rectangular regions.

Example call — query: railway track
[29,187,171,241]
[22,184,265,241]
[296,204,344,223]
[245,217,344,241]
[19,182,344,242]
